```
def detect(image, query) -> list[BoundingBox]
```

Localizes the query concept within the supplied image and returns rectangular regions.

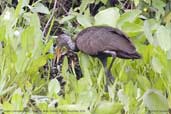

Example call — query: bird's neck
[67,39,76,51]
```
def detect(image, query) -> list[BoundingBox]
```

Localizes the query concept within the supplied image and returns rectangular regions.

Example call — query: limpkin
[56,26,141,84]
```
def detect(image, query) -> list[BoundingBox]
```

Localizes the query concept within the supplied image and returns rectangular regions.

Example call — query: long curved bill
[56,47,62,63]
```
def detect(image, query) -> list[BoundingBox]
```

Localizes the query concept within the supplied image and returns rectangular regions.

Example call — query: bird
[56,26,141,86]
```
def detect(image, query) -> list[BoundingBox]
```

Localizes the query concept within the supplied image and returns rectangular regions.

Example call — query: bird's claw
[105,71,115,92]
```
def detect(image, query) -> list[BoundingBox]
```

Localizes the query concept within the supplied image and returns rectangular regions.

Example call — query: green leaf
[43,39,53,54]
[48,79,61,97]
[156,25,171,51]
[0,8,17,41]
[142,89,168,113]
[11,88,24,111]
[79,53,90,74]
[152,0,165,13]
[166,24,171,59]
[15,50,28,73]
[151,57,163,74]
[21,26,35,52]
[0,84,17,96]
[77,78,90,92]
[97,67,105,88]
[108,85,115,101]
[15,0,29,17]
[2,102,14,112]
[36,101,48,112]
[59,14,76,24]
[76,14,92,28]
[168,49,171,60]
[124,81,137,97]
[61,56,69,79]
[117,89,129,112]
[163,12,171,25]
[94,101,123,114]
[100,0,108,4]
[0,25,6,41]
[4,42,17,63]
[137,76,151,91]
[0,71,8,96]
[117,9,141,27]
[134,0,139,6]
[122,22,143,35]
[77,87,97,107]
[31,3,50,14]
[29,55,48,73]
[95,7,120,27]
[29,13,41,29]
[143,19,159,44]
[80,0,94,13]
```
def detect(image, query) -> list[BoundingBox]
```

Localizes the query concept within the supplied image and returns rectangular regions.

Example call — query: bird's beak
[56,46,62,63]
[55,36,62,63]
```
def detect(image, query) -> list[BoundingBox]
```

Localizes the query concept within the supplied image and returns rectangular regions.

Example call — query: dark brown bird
[56,26,141,85]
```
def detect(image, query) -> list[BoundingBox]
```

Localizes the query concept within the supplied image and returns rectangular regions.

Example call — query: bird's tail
[117,51,141,59]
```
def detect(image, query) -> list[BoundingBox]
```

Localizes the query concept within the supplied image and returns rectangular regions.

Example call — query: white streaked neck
[67,38,76,50]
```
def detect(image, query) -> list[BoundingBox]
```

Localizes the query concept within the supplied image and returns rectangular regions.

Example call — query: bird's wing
[85,27,136,54]
[76,26,137,55]
[76,28,101,55]
[109,31,136,53]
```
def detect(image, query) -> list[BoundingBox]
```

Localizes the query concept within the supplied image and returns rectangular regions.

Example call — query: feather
[76,26,141,59]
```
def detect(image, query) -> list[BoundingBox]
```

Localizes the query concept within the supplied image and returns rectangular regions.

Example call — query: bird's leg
[99,57,109,91]
[103,51,116,83]
[108,57,115,72]
[99,51,116,91]
[106,58,115,83]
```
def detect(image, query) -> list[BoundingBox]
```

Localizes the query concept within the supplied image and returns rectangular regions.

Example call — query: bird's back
[76,26,141,59]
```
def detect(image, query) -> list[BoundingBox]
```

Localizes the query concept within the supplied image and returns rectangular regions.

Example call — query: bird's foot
[105,71,115,92]
[107,70,115,83]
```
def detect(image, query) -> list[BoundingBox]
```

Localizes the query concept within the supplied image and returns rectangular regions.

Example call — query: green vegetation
[0,0,171,114]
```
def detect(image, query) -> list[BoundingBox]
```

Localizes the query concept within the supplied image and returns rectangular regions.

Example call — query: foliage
[0,0,171,114]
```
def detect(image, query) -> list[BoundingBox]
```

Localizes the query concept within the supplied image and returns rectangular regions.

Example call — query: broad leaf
[80,0,94,13]
[94,101,122,114]
[142,89,168,113]
[30,3,50,14]
[11,88,24,111]
[21,26,35,52]
[122,22,143,36]
[48,79,61,97]
[95,8,120,27]
[137,76,151,91]
[59,14,76,24]
[77,14,92,28]
[151,57,163,74]
[117,9,141,27]
[156,25,171,51]
[15,0,29,17]
[143,19,159,44]
[100,0,108,4]
[118,89,129,112]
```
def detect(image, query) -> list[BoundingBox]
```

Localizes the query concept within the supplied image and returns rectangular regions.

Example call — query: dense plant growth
[0,0,171,114]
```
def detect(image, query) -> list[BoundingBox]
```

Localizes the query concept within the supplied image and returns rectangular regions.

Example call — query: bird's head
[57,34,71,48]
[56,34,76,63]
